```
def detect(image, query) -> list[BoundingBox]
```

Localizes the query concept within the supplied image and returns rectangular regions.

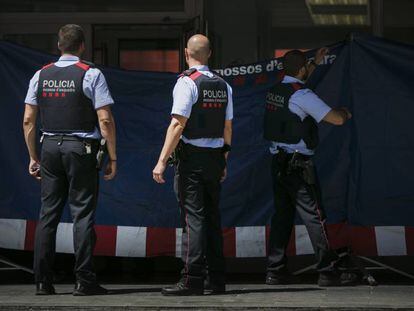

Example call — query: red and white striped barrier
[1,218,413,257]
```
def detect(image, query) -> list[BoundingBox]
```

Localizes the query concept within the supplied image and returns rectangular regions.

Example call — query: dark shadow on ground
[107,288,163,295]
[58,288,163,295]
[56,287,323,296]
[221,287,324,295]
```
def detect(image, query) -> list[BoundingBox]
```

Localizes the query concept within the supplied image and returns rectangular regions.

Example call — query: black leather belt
[275,148,312,162]
[43,135,98,144]
[181,141,223,153]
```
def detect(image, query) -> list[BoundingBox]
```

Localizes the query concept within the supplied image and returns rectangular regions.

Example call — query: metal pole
[359,256,414,281]
[370,0,384,37]
[0,256,34,274]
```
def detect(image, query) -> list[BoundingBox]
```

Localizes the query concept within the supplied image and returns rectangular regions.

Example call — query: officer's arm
[96,106,116,160]
[323,108,352,125]
[223,120,232,159]
[306,47,330,77]
[23,104,39,162]
[159,115,188,164]
[153,115,187,184]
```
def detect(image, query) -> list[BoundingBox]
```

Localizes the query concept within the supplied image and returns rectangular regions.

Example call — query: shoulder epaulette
[290,83,304,91]
[179,68,197,77]
[178,68,203,81]
[41,62,54,70]
[212,70,225,79]
[75,61,91,71]
[80,60,95,68]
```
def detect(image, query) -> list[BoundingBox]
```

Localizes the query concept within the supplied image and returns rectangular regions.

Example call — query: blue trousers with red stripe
[175,147,226,289]
[267,152,338,276]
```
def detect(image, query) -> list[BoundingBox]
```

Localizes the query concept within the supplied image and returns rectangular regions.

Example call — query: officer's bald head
[185,34,211,65]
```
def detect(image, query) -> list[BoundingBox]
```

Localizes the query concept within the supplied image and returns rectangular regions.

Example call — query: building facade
[0,0,412,71]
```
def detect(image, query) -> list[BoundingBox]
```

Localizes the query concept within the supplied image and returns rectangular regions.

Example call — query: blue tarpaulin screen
[1,34,414,229]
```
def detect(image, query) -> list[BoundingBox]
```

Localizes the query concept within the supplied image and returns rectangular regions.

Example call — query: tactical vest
[181,69,228,139]
[37,61,98,133]
[263,82,319,149]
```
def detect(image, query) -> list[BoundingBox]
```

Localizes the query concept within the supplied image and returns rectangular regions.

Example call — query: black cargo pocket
[220,153,227,170]
[70,141,87,156]
[198,115,206,129]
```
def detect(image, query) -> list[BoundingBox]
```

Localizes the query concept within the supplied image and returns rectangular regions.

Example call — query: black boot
[204,277,226,294]
[318,271,342,287]
[266,268,290,285]
[73,282,108,296]
[35,282,56,295]
[162,281,204,296]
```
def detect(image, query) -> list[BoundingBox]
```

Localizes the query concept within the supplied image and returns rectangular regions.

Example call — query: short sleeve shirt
[269,75,331,155]
[24,54,114,139]
[171,65,233,148]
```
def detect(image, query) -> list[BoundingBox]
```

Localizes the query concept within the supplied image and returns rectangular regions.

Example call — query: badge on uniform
[84,143,92,154]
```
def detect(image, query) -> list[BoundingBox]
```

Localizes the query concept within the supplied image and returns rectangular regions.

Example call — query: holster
[301,160,316,185]
[168,140,186,166]
[277,149,316,185]
[96,139,107,170]
[274,149,290,178]
[290,158,316,185]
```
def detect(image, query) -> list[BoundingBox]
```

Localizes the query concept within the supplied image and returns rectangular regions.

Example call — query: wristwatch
[222,144,232,153]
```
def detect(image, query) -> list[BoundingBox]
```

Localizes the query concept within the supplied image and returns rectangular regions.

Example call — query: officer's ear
[298,66,306,78]
[184,48,190,63]
[57,41,63,53]
[79,42,86,55]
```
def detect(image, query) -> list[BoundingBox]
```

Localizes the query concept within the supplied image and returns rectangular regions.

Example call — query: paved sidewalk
[0,284,413,310]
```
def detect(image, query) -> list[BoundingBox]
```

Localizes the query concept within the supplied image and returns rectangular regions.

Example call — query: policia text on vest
[38,62,98,133]
[182,70,228,139]
[264,82,318,149]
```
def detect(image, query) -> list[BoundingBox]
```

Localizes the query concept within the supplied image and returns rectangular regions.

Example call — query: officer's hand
[221,168,227,183]
[29,158,41,181]
[315,47,329,65]
[104,160,117,181]
[153,161,167,184]
[341,107,352,120]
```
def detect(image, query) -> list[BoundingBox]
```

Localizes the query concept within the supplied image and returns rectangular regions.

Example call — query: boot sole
[35,291,55,296]
[162,290,204,296]
[73,291,108,296]
[265,278,289,285]
[318,281,341,287]
[266,280,289,285]
[204,289,226,295]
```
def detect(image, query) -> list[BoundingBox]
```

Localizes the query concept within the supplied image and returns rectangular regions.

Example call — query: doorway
[93,22,204,72]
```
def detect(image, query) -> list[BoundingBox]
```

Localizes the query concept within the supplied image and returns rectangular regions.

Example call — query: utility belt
[42,134,98,145]
[42,135,107,170]
[167,140,223,166]
[275,148,316,185]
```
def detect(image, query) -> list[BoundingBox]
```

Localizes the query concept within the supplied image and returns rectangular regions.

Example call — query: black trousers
[34,136,99,285]
[175,145,226,289]
[267,153,338,276]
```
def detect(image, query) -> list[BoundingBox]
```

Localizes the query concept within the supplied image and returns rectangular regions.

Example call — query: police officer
[22,24,117,295]
[264,49,352,286]
[153,34,233,296]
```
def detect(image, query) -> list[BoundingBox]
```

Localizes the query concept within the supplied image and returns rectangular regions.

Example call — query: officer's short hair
[283,50,307,77]
[58,24,85,53]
